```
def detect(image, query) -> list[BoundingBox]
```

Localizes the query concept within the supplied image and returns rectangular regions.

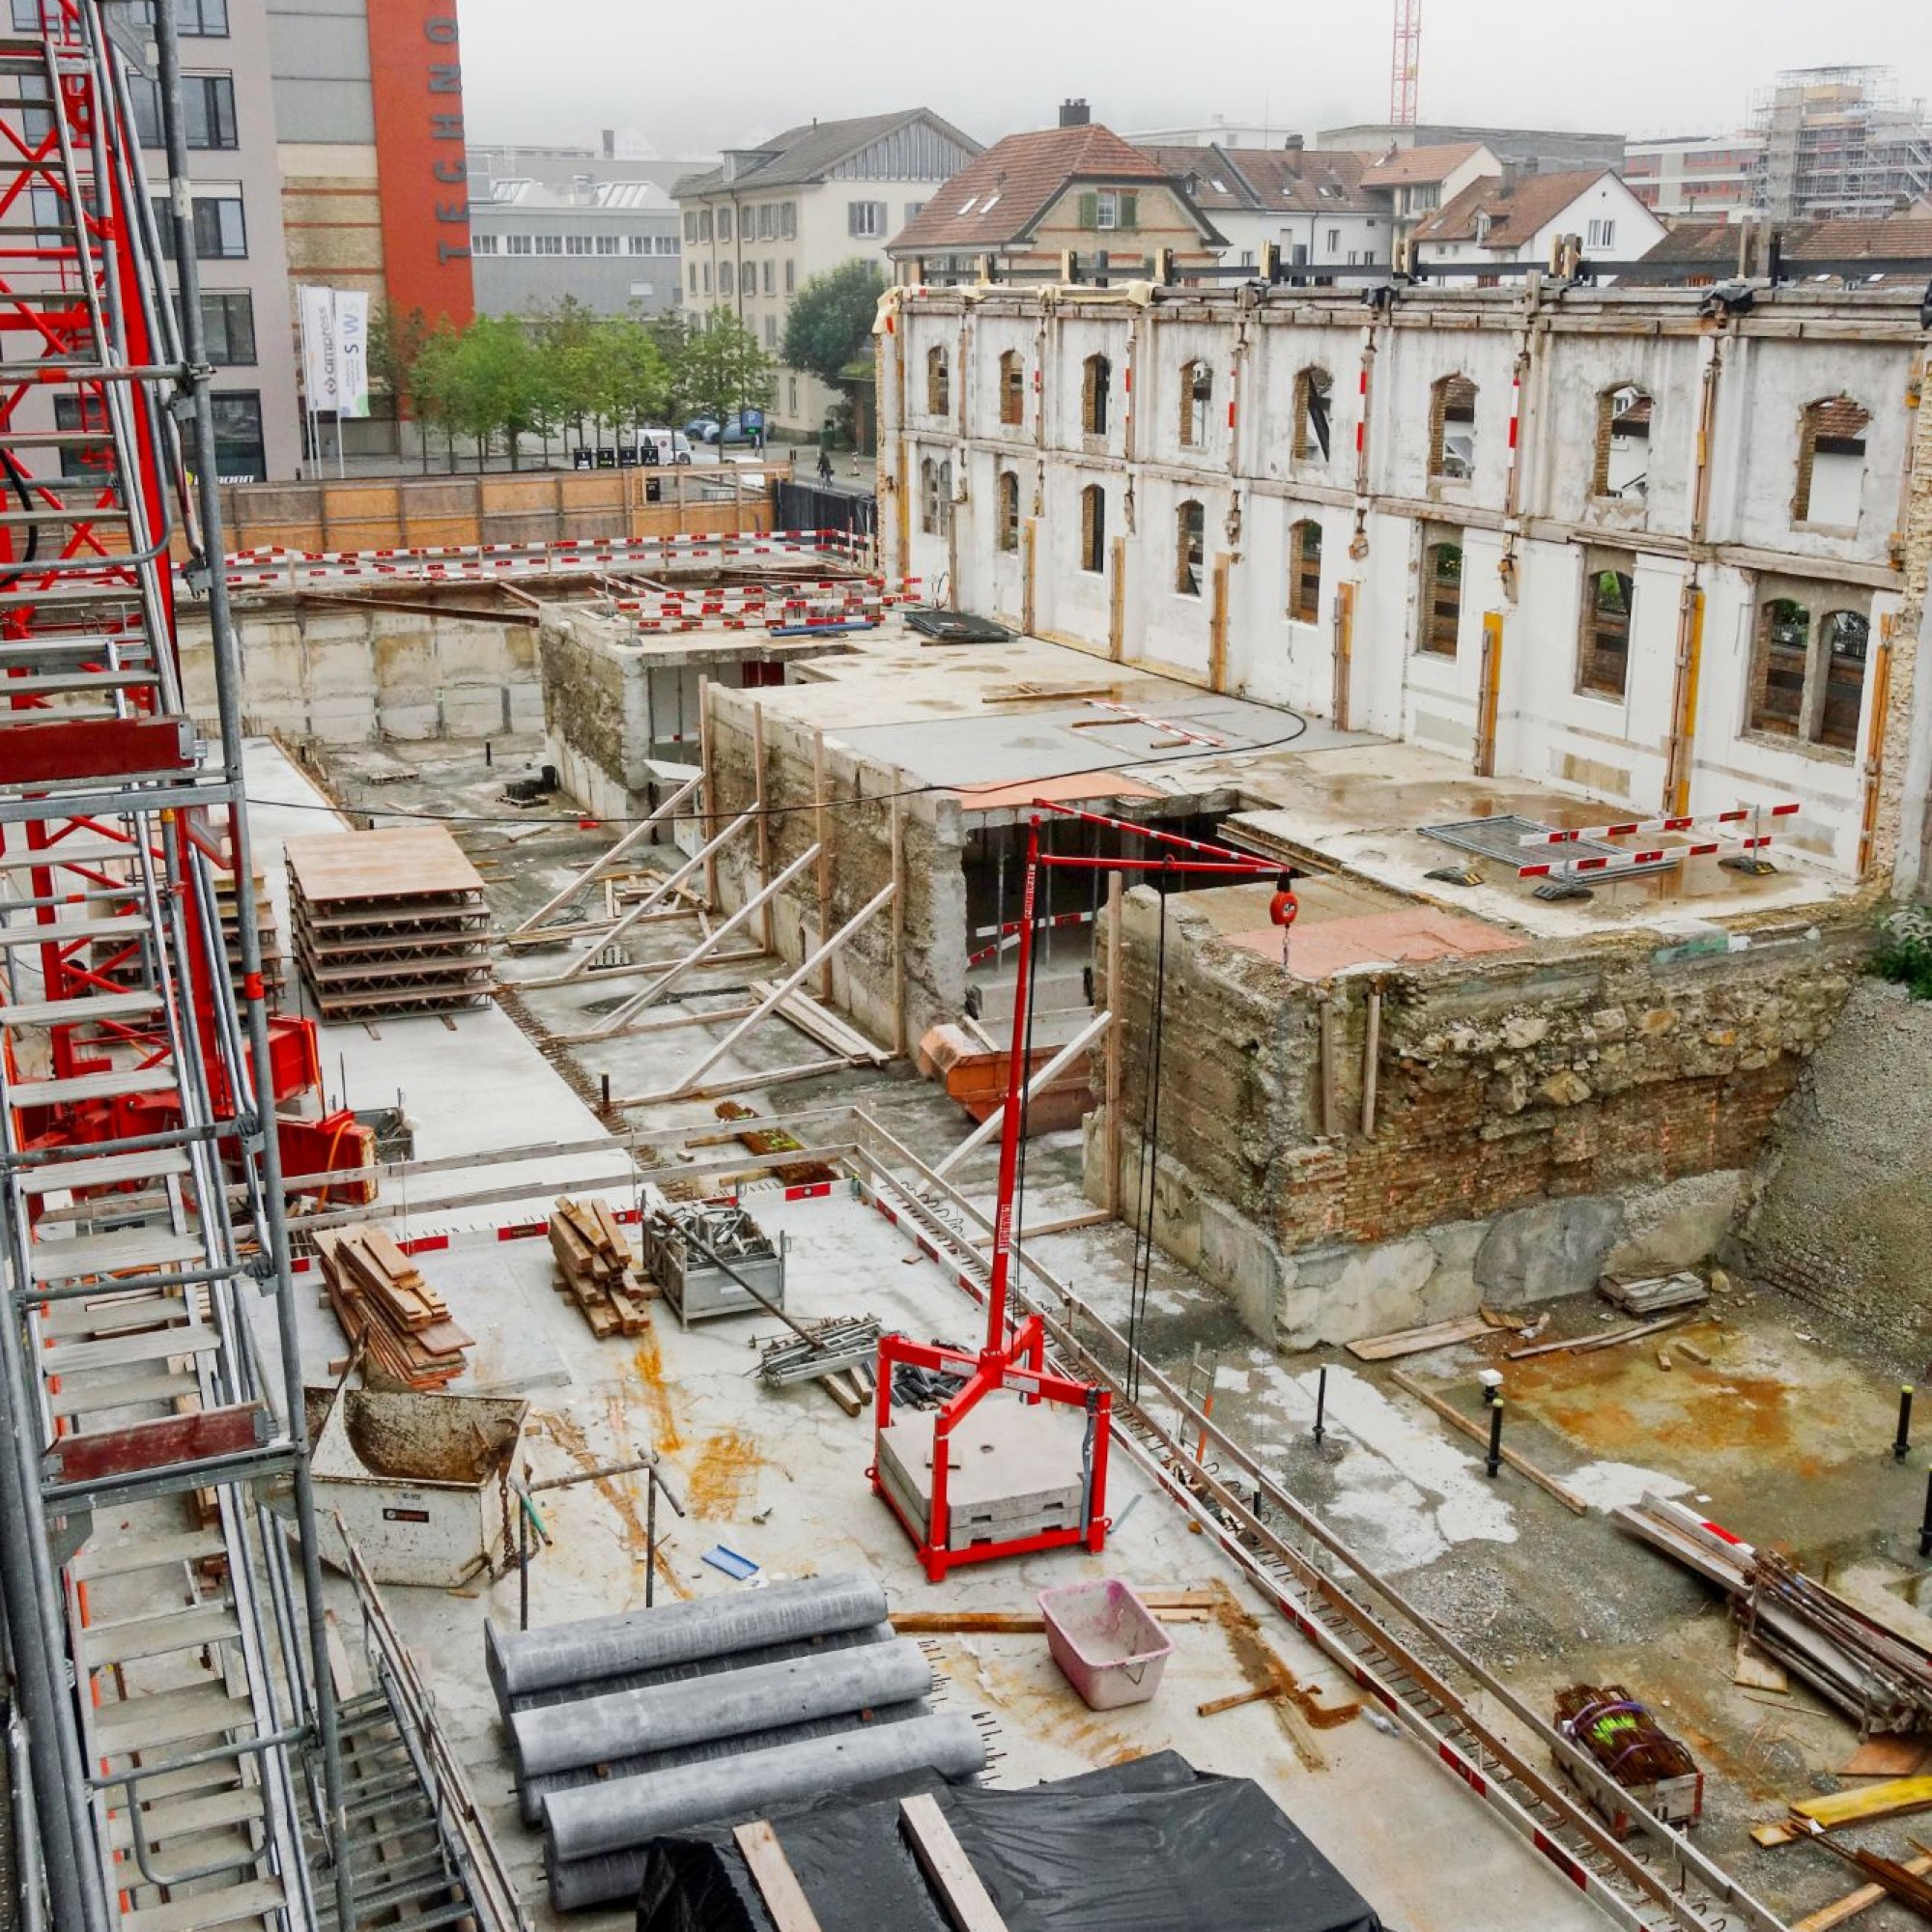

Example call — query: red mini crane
[871,803,1294,1582]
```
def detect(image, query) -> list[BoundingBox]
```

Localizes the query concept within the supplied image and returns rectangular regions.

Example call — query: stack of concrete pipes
[484,1570,987,1911]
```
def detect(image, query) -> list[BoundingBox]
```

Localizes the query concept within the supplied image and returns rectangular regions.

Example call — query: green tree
[407,321,466,470]
[530,297,601,454]
[677,309,776,437]
[369,301,432,469]
[781,258,887,389]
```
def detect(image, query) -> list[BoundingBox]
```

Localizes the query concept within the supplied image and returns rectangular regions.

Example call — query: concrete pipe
[513,1634,931,1781]
[484,1570,888,1716]
[520,1701,929,1827]
[544,1710,986,1869]
[509,1619,894,1716]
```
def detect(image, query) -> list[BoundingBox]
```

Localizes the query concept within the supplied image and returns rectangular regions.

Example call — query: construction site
[10,7,1932,1932]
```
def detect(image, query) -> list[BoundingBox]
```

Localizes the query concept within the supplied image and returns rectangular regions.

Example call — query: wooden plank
[1346,1314,1495,1361]
[1793,1775,1932,1832]
[1388,1370,1588,1515]
[1792,1851,1932,1931]
[1842,1737,1932,1778]
[45,1403,263,1485]
[899,1792,1008,1932]
[731,1820,823,1932]
[1567,1311,1699,1355]
[284,826,486,902]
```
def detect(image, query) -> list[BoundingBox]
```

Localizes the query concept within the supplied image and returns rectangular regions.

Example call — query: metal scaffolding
[0,6,348,1928]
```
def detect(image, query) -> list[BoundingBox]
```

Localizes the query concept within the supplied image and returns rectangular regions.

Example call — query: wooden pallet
[549,1196,656,1338]
[315,1224,473,1389]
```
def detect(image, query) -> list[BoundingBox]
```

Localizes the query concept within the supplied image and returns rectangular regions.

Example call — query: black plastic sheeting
[636,1750,1390,1932]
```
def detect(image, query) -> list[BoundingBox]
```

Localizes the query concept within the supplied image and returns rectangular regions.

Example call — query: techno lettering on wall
[366,1,476,328]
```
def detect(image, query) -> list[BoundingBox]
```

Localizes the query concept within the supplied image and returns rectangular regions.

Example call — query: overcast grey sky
[458,0,1931,158]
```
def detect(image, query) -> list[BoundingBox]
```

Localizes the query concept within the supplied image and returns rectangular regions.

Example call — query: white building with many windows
[674,108,980,438]
[879,279,1930,886]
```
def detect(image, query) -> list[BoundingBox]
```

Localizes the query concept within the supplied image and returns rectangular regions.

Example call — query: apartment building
[889,113,1226,287]
[1624,133,1762,220]
[1138,140,1389,274]
[675,107,980,438]
[880,279,1927,883]
[1409,168,1664,279]
[468,148,687,316]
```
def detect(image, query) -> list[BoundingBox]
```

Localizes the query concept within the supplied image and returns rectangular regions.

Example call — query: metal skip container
[301,1385,527,1587]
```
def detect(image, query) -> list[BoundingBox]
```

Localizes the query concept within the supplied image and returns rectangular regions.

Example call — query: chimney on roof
[1060,99,1091,128]
[1283,133,1305,151]
[1498,158,1522,195]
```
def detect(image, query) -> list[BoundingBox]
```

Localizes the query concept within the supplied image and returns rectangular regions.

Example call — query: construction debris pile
[548,1195,655,1337]
[315,1224,475,1390]
[1617,1496,1932,1736]
[483,1569,982,1911]
[286,824,493,1022]
[636,1749,1390,1932]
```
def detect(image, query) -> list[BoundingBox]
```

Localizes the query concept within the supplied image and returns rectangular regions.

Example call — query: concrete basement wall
[1730,977,1932,1350]
[184,603,540,743]
[704,688,967,1051]
[1088,888,1865,1350]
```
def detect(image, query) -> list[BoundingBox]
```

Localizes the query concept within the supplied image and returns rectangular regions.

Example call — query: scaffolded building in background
[1753,66,1932,221]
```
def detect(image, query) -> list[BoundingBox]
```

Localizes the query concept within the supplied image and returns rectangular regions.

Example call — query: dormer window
[1474,212,1492,242]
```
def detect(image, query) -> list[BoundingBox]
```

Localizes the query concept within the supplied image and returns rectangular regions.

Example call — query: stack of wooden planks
[549,1196,655,1339]
[315,1225,473,1389]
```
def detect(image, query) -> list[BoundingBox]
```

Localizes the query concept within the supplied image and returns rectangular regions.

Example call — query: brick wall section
[1097,888,1865,1264]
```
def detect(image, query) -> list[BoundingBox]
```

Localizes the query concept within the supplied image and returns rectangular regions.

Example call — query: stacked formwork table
[287,825,494,1021]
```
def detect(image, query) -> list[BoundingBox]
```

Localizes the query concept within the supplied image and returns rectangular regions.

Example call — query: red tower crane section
[1391,0,1423,128]
[870,804,1293,1583]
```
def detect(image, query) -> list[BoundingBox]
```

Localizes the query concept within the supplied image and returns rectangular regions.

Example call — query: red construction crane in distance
[1391,0,1423,126]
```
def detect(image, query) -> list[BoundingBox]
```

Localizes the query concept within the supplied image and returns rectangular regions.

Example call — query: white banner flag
[298,284,340,412]
[334,291,370,420]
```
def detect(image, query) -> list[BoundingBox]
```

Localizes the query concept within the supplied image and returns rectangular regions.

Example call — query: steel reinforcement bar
[849,1115,1786,1932]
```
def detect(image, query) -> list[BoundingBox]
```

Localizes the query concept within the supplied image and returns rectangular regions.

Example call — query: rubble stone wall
[1731,977,1932,1352]
[1088,889,1865,1348]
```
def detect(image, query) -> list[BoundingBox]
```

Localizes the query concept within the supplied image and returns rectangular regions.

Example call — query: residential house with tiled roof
[1408,168,1664,281]
[1634,213,1932,288]
[1360,142,1501,250]
[886,107,1225,286]
[674,107,982,437]
[1137,142,1392,277]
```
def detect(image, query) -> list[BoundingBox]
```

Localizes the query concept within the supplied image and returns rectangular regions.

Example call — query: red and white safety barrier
[1519,803,1798,848]
[1519,835,1776,881]
[1082,699,1227,749]
[967,908,1094,968]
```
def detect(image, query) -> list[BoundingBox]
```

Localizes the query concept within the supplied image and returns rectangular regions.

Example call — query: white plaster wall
[882,288,1922,879]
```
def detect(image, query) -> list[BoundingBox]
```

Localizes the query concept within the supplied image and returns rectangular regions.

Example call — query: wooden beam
[699,676,719,909]
[1388,1370,1587,1515]
[732,1821,823,1932]
[899,1793,1009,1932]
[1103,871,1122,1216]
[891,790,907,1056]
[1793,1851,1932,1931]
[812,727,832,1001]
[753,700,773,952]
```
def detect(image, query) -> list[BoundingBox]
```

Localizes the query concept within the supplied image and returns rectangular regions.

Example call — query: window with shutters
[999,350,1024,427]
[1080,485,1106,573]
[1418,532,1463,656]
[998,469,1020,552]
[1176,499,1205,596]
[1179,359,1211,446]
[1292,366,1333,462]
[849,200,887,238]
[1793,394,1870,526]
[1081,354,1110,436]
[926,345,950,415]
[1746,583,1870,753]
[1287,519,1322,624]
[1577,554,1634,698]
[1592,384,1653,500]
[1429,374,1477,480]
[1079,188,1139,232]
